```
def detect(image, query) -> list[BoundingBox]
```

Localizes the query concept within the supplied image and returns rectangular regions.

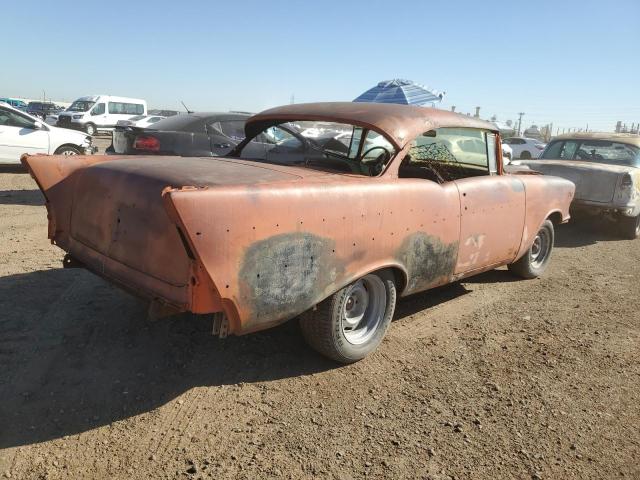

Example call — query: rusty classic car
[515,132,640,239]
[22,102,575,363]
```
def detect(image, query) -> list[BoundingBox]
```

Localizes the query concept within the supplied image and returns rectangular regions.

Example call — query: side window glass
[541,141,563,158]
[219,121,246,141]
[92,103,105,115]
[361,130,394,160]
[486,133,497,173]
[400,128,490,182]
[560,141,578,159]
[0,109,35,129]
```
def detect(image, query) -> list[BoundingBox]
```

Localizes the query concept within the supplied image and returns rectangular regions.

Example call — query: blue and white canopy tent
[353,79,445,106]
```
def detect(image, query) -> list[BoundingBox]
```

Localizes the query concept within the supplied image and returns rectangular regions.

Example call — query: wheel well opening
[547,211,563,225]
[382,267,407,294]
[54,143,81,154]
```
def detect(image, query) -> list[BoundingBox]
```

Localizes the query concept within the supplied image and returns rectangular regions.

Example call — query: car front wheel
[299,271,396,363]
[619,214,640,239]
[54,145,82,155]
[508,220,554,279]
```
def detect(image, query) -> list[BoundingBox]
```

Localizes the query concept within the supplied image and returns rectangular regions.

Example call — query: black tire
[299,270,396,363]
[84,123,96,136]
[508,220,554,279]
[619,214,640,239]
[54,145,82,156]
[520,150,532,159]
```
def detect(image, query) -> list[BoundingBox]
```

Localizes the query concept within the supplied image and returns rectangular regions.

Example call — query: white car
[115,115,166,129]
[503,137,546,159]
[0,103,95,164]
[502,143,513,163]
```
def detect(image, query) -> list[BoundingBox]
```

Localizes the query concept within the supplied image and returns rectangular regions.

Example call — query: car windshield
[235,121,396,176]
[541,139,640,167]
[68,100,95,112]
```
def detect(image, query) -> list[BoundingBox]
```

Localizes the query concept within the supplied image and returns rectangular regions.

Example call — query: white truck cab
[56,95,147,135]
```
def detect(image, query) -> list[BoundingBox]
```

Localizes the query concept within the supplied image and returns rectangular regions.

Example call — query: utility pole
[517,112,525,136]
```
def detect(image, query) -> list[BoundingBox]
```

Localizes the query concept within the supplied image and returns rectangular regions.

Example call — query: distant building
[523,125,543,140]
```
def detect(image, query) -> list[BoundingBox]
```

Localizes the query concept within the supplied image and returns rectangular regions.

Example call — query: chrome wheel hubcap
[530,229,550,268]
[341,275,387,345]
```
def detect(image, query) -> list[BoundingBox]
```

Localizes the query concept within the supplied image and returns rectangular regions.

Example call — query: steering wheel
[360,146,391,176]
[320,149,362,173]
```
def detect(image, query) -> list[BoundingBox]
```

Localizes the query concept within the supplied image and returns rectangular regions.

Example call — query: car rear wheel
[84,123,96,136]
[520,150,532,159]
[619,214,640,239]
[54,145,82,155]
[299,271,396,363]
[508,220,554,279]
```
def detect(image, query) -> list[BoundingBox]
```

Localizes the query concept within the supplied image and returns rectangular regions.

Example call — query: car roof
[551,132,640,147]
[147,112,250,132]
[246,102,497,149]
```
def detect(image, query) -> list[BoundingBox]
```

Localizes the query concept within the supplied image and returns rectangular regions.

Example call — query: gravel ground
[0,167,638,480]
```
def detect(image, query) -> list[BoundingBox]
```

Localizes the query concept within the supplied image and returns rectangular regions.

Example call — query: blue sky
[3,0,639,131]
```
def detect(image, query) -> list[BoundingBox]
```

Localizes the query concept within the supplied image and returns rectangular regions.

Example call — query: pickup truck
[22,102,574,363]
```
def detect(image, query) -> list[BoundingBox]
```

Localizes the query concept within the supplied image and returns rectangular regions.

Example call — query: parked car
[107,112,262,157]
[56,95,147,135]
[115,115,166,129]
[502,143,513,162]
[515,132,640,238]
[0,103,95,163]
[503,137,546,159]
[22,102,574,363]
[26,101,64,119]
[0,98,28,111]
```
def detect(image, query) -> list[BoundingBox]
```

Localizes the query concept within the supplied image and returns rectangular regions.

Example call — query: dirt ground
[0,165,638,480]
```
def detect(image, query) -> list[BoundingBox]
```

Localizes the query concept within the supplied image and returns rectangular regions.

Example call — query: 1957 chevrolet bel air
[22,102,575,363]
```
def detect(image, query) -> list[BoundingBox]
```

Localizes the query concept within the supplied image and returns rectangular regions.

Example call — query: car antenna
[181,101,193,114]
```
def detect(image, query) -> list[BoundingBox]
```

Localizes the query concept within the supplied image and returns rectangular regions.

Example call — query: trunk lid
[69,157,302,285]
[520,159,626,203]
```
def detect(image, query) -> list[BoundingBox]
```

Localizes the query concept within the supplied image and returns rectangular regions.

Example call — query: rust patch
[239,233,343,324]
[396,232,458,294]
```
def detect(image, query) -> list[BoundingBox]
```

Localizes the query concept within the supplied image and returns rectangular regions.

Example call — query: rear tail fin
[21,153,123,240]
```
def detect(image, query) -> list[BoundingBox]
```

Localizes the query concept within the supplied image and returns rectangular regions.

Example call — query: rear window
[108,102,144,115]
[541,139,639,166]
[147,114,205,132]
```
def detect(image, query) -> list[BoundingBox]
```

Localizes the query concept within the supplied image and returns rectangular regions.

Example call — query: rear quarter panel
[164,178,462,334]
[513,174,574,260]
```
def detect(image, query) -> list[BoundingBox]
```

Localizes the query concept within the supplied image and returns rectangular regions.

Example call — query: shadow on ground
[0,165,26,174]
[554,220,624,247]
[0,189,44,206]
[0,267,468,448]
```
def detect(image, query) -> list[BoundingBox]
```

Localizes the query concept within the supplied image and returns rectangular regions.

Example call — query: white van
[56,95,147,135]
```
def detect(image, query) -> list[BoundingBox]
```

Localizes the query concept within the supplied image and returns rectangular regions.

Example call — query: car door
[0,107,49,163]
[454,132,525,274]
[90,102,107,127]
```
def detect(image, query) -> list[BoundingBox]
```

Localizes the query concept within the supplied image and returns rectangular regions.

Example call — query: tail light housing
[134,135,160,152]
[621,174,633,188]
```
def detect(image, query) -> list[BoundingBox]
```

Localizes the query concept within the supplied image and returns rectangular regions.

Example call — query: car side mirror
[33,121,45,130]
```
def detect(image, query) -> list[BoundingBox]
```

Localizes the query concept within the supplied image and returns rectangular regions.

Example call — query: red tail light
[134,135,160,151]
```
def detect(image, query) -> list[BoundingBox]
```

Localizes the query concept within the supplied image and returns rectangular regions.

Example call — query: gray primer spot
[239,233,342,324]
[510,178,525,192]
[396,232,458,294]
